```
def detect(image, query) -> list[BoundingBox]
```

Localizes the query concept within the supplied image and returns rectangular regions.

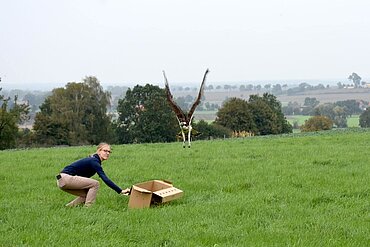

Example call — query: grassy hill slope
[0,129,369,246]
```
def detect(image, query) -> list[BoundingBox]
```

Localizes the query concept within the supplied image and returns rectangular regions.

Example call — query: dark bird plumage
[163,69,209,147]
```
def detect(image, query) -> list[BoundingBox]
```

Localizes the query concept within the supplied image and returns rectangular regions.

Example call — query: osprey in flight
[163,69,209,148]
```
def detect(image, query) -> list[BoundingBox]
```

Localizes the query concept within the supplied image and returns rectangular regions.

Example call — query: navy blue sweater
[61,154,122,194]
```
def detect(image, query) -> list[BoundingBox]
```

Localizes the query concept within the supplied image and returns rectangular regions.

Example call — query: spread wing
[188,69,209,119]
[163,70,187,121]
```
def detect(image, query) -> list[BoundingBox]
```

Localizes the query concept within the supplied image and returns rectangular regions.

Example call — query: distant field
[195,113,361,129]
[287,115,360,128]
[191,88,370,124]
[277,88,370,105]
[175,87,370,106]
[1,129,369,246]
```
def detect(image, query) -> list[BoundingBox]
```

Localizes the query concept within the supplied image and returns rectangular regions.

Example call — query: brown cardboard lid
[132,185,152,194]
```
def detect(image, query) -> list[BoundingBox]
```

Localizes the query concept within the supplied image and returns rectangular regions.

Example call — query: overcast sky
[1,0,369,90]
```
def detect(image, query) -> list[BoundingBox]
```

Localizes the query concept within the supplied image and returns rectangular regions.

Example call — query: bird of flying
[163,69,209,148]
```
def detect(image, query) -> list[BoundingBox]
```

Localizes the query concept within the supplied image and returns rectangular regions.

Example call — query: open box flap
[132,185,152,194]
[153,187,183,197]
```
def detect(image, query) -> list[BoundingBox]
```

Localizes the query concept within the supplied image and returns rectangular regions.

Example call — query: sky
[1,0,369,90]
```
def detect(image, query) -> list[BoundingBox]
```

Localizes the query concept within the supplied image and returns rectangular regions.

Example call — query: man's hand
[120,188,130,196]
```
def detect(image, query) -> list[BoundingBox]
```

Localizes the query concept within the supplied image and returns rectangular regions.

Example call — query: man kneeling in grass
[56,142,130,207]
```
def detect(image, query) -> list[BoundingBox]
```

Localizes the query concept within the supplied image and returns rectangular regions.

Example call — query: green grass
[286,115,311,126]
[347,115,360,127]
[1,129,369,246]
[287,115,360,128]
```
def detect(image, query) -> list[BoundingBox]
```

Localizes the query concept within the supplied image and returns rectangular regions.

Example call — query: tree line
[3,74,370,150]
[0,76,293,150]
[283,97,368,129]
[3,72,368,120]
[167,71,369,96]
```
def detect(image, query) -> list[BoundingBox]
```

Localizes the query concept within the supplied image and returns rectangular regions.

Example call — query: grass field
[1,129,369,246]
[285,115,311,127]
[195,112,361,129]
[347,115,360,128]
[286,115,360,128]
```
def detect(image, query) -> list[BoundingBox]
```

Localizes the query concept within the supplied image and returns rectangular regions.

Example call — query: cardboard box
[128,180,183,209]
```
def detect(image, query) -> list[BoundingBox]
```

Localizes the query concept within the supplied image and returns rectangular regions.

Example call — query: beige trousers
[57,173,100,207]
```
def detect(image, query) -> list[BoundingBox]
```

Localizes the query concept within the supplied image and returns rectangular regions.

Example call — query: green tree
[22,92,49,113]
[215,94,292,136]
[215,98,256,133]
[0,88,30,150]
[301,97,320,115]
[348,72,362,88]
[335,99,362,117]
[81,76,114,143]
[193,120,232,140]
[271,84,282,95]
[315,103,347,128]
[299,83,312,91]
[332,106,348,128]
[264,84,271,91]
[33,76,113,146]
[359,108,370,127]
[115,84,178,144]
[304,97,320,108]
[248,93,292,135]
[300,116,333,132]
[282,101,301,115]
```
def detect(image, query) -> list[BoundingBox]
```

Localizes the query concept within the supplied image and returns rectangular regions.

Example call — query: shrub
[300,115,333,132]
